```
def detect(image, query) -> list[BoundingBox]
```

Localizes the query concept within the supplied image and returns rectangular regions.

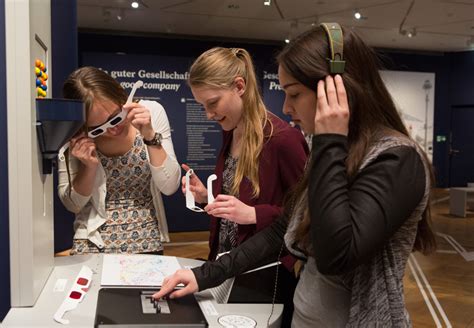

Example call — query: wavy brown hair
[62,67,128,193]
[189,47,271,198]
[63,66,127,115]
[279,26,436,255]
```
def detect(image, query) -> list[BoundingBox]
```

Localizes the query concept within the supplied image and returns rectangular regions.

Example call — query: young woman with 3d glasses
[58,66,180,255]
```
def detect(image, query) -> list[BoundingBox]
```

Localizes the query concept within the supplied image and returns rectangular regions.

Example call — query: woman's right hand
[314,75,350,136]
[70,132,99,168]
[181,164,208,204]
[152,269,199,300]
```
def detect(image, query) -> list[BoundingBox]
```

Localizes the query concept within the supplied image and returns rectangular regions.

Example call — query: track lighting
[399,27,416,38]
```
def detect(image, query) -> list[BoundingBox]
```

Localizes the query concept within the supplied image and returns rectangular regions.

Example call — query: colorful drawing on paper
[101,254,182,286]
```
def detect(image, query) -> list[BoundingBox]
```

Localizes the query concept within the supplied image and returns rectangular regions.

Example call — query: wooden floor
[164,231,210,260]
[165,189,474,328]
[403,189,474,328]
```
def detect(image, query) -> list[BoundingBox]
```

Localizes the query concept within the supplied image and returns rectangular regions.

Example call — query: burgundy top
[208,113,309,270]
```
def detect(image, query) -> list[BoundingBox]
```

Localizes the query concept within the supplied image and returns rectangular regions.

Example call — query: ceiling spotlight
[285,38,290,44]
[400,27,416,38]
[264,0,271,6]
[131,1,139,8]
[407,28,416,38]
[354,10,362,20]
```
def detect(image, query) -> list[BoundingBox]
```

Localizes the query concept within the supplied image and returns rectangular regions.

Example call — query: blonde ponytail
[189,47,271,198]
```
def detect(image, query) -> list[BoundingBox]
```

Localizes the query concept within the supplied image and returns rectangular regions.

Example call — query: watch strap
[143,132,162,146]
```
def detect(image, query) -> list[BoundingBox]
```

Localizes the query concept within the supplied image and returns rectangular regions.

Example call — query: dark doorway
[449,106,474,187]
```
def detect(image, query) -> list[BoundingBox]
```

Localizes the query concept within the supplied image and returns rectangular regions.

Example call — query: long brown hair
[278,26,436,255]
[62,67,128,192]
[189,47,271,198]
[63,66,127,115]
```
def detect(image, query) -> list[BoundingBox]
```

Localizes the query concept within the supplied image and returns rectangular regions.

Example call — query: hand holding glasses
[185,169,217,212]
[87,80,144,139]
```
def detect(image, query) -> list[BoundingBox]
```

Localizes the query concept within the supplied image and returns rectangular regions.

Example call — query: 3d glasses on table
[53,265,93,325]
[185,169,217,212]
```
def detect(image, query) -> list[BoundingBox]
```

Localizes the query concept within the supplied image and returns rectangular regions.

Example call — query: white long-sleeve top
[58,100,180,247]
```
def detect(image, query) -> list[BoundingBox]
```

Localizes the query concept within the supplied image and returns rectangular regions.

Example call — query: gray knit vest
[285,135,431,327]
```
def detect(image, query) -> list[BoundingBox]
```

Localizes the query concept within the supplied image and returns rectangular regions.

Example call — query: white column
[5,0,53,307]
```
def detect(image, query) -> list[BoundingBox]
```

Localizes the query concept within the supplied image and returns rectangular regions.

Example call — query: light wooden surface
[164,231,209,259]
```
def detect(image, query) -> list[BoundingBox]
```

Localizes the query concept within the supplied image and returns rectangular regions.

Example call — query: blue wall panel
[52,0,78,253]
[447,51,474,186]
[449,51,474,106]
[448,106,474,186]
[0,0,11,321]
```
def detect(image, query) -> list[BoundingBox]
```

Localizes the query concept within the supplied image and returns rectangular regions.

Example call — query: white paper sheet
[101,254,182,286]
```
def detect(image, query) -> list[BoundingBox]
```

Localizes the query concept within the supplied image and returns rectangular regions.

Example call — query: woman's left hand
[314,74,350,136]
[124,102,155,140]
[204,195,256,224]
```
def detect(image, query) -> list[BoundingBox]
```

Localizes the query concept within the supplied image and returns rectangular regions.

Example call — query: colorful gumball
[34,59,48,98]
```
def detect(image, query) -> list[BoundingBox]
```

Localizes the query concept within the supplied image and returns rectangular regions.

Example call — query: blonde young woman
[58,67,180,255]
[182,47,309,325]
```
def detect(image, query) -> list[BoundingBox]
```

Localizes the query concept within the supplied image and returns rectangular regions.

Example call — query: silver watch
[143,132,162,146]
